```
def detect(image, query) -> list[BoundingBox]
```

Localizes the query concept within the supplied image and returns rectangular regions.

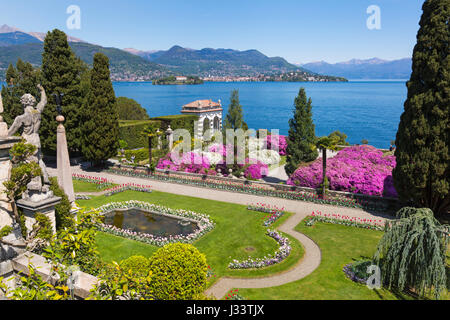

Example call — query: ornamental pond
[103,208,199,238]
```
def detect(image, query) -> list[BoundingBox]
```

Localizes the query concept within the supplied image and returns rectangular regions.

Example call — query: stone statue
[8,84,52,200]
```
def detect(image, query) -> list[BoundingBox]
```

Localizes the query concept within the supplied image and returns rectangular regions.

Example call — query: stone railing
[108,163,400,212]
[0,252,97,300]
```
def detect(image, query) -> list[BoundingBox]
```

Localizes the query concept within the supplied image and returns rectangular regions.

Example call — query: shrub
[148,243,208,300]
[287,145,397,197]
[124,149,149,163]
[0,225,13,238]
[119,255,151,277]
[49,177,74,231]
[34,213,53,242]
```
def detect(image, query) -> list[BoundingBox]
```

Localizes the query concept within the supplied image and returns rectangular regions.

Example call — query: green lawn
[237,221,414,300]
[77,190,305,283]
[73,180,116,193]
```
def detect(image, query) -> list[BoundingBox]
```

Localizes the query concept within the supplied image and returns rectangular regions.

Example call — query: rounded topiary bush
[149,243,208,300]
[120,255,151,277]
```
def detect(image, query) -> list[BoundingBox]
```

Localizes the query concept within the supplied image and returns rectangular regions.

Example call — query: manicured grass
[78,190,304,282]
[237,221,414,300]
[73,180,116,193]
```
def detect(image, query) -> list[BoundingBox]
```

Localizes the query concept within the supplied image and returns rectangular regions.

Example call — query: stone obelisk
[56,114,75,204]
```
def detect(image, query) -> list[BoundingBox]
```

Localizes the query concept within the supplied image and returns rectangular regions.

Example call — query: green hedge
[119,120,161,149]
[152,115,198,137]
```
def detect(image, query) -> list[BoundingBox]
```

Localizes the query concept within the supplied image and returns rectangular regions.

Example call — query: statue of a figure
[8,84,51,199]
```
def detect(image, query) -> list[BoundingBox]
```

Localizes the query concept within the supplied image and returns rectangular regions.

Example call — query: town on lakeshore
[0,0,447,309]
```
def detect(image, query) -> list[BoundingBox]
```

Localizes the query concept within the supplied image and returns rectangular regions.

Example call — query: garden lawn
[73,180,116,193]
[77,190,304,283]
[237,221,414,300]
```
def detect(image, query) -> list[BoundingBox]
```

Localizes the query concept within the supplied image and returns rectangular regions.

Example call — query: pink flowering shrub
[265,135,288,156]
[245,160,269,180]
[156,152,211,174]
[287,145,397,198]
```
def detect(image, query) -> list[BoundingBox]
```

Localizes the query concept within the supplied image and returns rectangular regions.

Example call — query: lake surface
[113,81,407,149]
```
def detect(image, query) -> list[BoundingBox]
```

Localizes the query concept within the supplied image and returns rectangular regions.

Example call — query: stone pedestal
[56,115,75,204]
[16,196,61,235]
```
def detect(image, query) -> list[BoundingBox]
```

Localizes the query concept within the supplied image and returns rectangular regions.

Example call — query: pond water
[103,209,198,237]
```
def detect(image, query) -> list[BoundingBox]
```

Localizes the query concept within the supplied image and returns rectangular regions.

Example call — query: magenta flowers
[287,145,397,198]
[266,135,288,156]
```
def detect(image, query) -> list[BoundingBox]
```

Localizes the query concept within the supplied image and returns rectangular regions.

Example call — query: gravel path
[48,165,391,299]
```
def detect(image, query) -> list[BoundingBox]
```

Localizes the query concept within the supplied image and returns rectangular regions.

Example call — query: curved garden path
[47,165,392,299]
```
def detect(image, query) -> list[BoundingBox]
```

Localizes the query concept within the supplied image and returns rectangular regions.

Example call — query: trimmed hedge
[152,115,198,137]
[119,120,161,149]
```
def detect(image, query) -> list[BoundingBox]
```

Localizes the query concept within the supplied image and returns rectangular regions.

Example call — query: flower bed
[228,230,291,269]
[104,183,152,196]
[107,166,383,211]
[287,145,397,198]
[304,211,385,231]
[95,201,215,247]
[72,173,115,189]
[247,203,285,226]
[343,260,373,284]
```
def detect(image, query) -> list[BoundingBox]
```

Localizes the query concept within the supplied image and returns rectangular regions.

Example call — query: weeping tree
[373,207,449,299]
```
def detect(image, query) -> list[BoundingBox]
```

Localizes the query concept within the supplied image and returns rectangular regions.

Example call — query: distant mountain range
[301,58,412,79]
[124,45,304,77]
[0,24,409,81]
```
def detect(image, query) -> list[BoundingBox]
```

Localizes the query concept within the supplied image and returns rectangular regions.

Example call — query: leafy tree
[361,139,369,145]
[223,90,248,131]
[40,29,87,155]
[116,97,149,120]
[1,59,41,126]
[81,53,119,165]
[285,88,318,176]
[393,0,449,217]
[328,130,349,146]
[373,207,449,299]
[316,135,340,195]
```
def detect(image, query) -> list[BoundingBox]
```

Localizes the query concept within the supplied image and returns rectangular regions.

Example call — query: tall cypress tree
[81,53,119,165]
[285,88,318,176]
[393,0,449,217]
[40,29,86,155]
[1,60,41,126]
[223,90,248,131]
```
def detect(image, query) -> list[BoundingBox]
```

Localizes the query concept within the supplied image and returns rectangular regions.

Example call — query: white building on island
[181,99,223,138]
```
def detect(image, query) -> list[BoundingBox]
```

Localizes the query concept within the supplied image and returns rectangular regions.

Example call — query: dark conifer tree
[393,0,449,216]
[40,29,86,155]
[81,53,119,165]
[285,88,318,176]
[223,90,248,131]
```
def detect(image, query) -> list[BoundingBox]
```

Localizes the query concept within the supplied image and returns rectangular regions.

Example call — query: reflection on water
[104,209,198,237]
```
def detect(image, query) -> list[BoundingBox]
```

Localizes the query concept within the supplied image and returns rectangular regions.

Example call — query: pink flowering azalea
[287,145,397,198]
[266,135,288,156]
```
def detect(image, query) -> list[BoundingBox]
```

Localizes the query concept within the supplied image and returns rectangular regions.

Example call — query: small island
[258,71,348,82]
[152,75,204,85]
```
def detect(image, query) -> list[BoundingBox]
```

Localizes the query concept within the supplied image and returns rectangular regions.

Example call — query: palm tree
[316,136,339,195]
[142,123,162,169]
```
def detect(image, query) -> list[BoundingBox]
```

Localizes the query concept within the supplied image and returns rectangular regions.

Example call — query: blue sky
[0,0,424,63]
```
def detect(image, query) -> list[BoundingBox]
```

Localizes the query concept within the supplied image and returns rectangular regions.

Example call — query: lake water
[113,80,407,149]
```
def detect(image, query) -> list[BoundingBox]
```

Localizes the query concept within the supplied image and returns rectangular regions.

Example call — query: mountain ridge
[302,58,412,79]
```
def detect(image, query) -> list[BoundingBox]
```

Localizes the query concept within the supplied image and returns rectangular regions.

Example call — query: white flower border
[228,230,291,269]
[95,200,215,247]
